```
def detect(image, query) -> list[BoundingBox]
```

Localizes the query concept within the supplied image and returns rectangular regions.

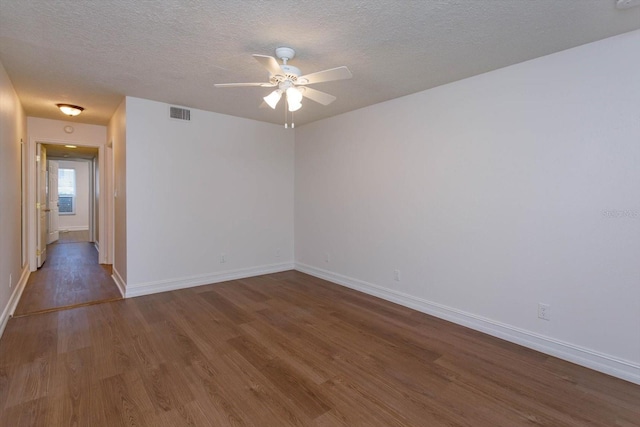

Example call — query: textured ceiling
[1,1,639,127]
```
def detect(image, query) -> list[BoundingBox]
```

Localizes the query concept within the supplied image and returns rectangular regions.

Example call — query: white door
[47,160,59,244]
[36,144,48,267]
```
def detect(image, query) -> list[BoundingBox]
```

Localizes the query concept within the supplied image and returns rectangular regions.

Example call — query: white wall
[123,97,294,295]
[295,30,640,383]
[0,60,27,336]
[28,117,106,146]
[57,160,90,231]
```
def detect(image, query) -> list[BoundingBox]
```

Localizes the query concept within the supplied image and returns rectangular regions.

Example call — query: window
[58,168,76,214]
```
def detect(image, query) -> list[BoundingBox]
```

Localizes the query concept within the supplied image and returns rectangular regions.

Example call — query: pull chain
[284,101,288,128]
[283,103,295,129]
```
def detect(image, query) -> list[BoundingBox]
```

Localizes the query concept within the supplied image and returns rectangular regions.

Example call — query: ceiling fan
[215,47,352,115]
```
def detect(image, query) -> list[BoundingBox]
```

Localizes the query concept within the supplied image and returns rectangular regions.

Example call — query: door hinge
[36,202,41,209]
[36,155,40,162]
[36,249,41,256]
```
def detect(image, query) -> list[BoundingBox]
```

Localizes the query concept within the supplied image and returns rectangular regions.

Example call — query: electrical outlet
[275,248,281,258]
[325,253,330,263]
[394,269,401,281]
[538,303,550,321]
[220,254,226,264]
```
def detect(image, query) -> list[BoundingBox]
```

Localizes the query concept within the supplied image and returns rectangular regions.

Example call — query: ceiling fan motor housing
[281,64,301,79]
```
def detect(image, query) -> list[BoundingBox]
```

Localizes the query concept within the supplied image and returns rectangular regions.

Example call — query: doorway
[38,144,99,254]
[18,142,121,316]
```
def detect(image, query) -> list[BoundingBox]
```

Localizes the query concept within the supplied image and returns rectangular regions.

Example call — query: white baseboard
[0,265,30,339]
[295,262,640,386]
[111,267,126,297]
[125,262,295,298]
[60,226,89,232]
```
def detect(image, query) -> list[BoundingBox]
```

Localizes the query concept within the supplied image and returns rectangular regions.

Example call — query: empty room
[0,1,639,426]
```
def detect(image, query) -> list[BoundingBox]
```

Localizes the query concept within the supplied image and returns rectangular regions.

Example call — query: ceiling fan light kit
[264,89,283,109]
[286,86,302,112]
[215,46,352,127]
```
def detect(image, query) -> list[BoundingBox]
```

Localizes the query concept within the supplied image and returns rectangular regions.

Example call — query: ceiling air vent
[169,106,191,121]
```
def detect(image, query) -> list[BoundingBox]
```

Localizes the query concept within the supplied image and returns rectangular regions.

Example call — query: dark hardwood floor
[1,270,638,426]
[14,234,122,316]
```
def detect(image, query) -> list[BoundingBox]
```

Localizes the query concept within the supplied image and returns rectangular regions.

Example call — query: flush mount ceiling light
[56,103,84,116]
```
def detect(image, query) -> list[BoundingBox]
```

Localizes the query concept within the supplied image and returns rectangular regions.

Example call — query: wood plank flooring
[1,270,638,426]
[14,238,122,316]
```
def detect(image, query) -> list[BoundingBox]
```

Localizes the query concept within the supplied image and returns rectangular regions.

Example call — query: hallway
[14,231,122,316]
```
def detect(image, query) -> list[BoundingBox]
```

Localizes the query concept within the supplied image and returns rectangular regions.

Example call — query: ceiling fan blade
[214,82,276,88]
[253,54,283,76]
[299,87,337,106]
[297,66,352,85]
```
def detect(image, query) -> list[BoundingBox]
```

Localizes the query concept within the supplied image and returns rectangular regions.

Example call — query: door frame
[28,137,111,270]
[48,157,95,242]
